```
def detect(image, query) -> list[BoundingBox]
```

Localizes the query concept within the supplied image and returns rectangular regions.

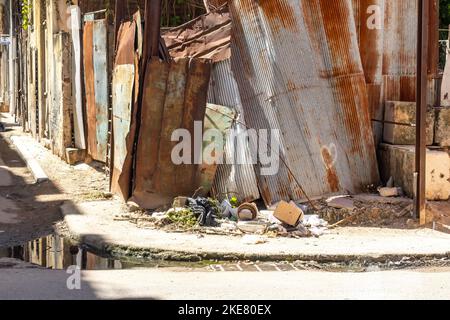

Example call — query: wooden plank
[70,5,86,149]
[34,0,45,141]
[111,64,135,200]
[92,19,109,162]
[110,20,139,201]
[50,33,72,160]
[83,21,97,159]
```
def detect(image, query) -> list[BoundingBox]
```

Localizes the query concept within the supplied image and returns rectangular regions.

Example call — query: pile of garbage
[147,196,329,239]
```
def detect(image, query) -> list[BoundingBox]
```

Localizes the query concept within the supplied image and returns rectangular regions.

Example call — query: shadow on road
[0,115,156,300]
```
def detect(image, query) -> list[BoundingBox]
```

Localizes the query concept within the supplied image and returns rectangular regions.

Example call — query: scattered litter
[73,163,91,171]
[237,221,268,234]
[261,210,282,225]
[219,199,237,219]
[220,221,238,232]
[191,197,220,227]
[303,215,328,228]
[309,226,328,237]
[237,202,259,221]
[241,235,267,245]
[395,204,413,218]
[386,176,394,188]
[378,187,403,198]
[152,211,168,218]
[126,201,142,213]
[326,196,355,211]
[273,201,304,226]
[172,196,188,208]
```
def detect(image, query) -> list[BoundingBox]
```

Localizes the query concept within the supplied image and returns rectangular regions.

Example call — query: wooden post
[35,0,46,141]
[415,0,429,225]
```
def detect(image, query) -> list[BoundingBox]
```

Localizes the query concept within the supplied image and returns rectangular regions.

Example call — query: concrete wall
[379,144,450,201]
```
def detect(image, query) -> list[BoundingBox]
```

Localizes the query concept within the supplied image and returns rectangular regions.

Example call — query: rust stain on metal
[132,58,212,209]
[321,147,340,192]
[163,6,231,62]
[111,20,137,201]
[115,21,137,66]
[304,0,361,77]
[83,21,97,160]
[229,0,380,206]
[259,0,299,33]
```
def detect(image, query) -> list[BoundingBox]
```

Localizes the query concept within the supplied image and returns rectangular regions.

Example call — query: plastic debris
[303,215,328,228]
[237,221,268,234]
[219,199,237,219]
[237,202,259,221]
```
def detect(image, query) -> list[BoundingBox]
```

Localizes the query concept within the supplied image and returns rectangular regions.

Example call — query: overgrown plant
[167,208,198,228]
[20,0,32,31]
[161,0,206,27]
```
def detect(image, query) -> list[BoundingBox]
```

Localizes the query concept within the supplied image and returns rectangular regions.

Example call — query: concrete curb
[10,136,48,183]
[60,201,450,264]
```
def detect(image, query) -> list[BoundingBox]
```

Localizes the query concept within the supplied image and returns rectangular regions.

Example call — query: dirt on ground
[0,115,109,247]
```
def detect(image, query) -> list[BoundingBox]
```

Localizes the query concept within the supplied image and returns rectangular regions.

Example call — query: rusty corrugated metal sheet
[382,0,438,105]
[208,60,261,203]
[163,5,231,62]
[111,21,137,200]
[229,0,379,207]
[353,0,438,144]
[351,0,385,144]
[382,0,418,103]
[163,8,260,203]
[131,58,212,209]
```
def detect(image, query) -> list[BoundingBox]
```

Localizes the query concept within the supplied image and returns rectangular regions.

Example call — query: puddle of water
[0,234,132,270]
[0,234,347,272]
[0,234,225,271]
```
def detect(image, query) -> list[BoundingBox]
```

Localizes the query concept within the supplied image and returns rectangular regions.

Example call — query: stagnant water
[1,234,449,272]
[0,234,128,270]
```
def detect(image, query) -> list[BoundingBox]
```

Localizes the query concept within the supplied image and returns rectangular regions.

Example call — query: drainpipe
[415,0,429,225]
[8,0,16,116]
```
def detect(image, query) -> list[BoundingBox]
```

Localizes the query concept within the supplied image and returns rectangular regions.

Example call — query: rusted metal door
[83,17,109,162]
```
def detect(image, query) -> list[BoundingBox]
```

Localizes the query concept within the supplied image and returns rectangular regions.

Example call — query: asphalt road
[1,267,449,300]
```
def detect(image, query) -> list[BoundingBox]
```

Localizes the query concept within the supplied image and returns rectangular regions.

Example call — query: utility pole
[415,0,429,225]
[8,0,16,116]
